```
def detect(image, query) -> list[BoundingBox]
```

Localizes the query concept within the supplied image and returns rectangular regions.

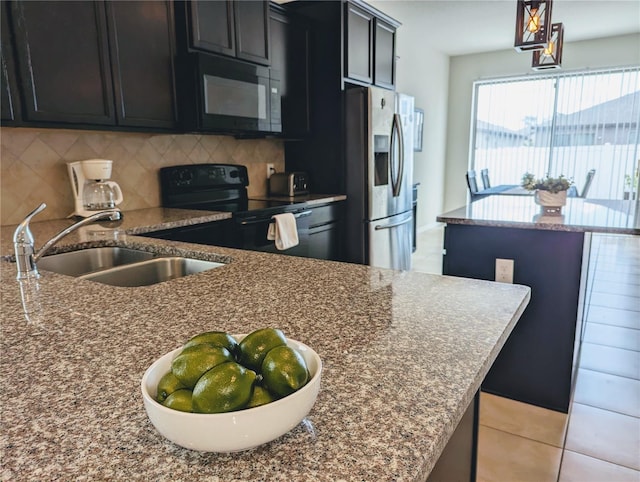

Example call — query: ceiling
[383,0,640,56]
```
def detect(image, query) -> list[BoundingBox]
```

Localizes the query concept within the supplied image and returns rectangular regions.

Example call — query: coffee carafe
[68,160,123,217]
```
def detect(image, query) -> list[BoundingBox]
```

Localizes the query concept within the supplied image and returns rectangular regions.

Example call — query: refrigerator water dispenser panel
[374,135,390,186]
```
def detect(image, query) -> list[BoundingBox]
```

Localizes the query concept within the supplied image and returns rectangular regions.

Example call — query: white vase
[534,190,567,215]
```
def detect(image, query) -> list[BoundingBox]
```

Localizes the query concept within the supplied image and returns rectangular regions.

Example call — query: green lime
[156,371,186,403]
[171,343,234,389]
[192,362,257,413]
[183,331,240,359]
[238,328,287,371]
[261,345,309,397]
[162,389,193,412]
[245,385,276,409]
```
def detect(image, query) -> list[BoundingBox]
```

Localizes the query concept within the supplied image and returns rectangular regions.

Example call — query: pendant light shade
[514,0,553,52]
[532,23,564,70]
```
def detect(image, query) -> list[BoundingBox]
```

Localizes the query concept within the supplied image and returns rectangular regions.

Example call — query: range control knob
[171,168,194,186]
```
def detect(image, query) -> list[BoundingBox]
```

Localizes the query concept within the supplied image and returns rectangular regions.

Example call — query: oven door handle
[238,210,311,226]
[293,210,312,219]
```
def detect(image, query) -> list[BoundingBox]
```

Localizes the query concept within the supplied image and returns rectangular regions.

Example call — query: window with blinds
[470,67,640,200]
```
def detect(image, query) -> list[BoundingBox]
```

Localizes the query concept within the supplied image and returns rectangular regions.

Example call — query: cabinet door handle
[239,211,311,226]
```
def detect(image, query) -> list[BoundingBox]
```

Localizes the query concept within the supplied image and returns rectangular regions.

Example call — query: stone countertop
[0,209,530,481]
[437,196,640,235]
[0,207,231,257]
[113,206,232,235]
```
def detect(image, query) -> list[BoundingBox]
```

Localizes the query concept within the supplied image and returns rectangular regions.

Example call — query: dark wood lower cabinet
[443,224,587,413]
[428,392,479,482]
[142,202,344,262]
[307,203,343,261]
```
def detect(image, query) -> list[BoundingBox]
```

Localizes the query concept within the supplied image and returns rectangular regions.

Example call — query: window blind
[471,66,640,200]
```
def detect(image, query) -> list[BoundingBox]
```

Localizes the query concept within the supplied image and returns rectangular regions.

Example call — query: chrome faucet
[13,203,123,280]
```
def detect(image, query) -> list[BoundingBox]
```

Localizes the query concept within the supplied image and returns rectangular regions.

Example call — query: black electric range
[159,164,307,213]
[150,164,311,254]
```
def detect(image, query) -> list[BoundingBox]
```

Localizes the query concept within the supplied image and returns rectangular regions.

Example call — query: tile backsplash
[0,127,284,225]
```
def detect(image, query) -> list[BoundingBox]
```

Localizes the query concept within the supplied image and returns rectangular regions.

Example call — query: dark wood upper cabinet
[235,1,270,65]
[287,0,398,90]
[187,0,270,66]
[11,1,116,125]
[189,0,235,57]
[269,4,310,138]
[345,1,397,89]
[373,18,396,89]
[6,0,177,130]
[345,2,374,85]
[1,1,21,123]
[106,1,178,129]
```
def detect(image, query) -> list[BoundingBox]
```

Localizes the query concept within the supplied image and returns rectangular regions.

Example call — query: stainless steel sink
[38,247,155,276]
[36,247,225,287]
[79,257,225,287]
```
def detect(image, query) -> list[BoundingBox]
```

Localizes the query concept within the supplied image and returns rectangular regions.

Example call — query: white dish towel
[267,213,299,250]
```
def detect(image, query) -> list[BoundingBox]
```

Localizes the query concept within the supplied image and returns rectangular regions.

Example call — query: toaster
[269,172,309,196]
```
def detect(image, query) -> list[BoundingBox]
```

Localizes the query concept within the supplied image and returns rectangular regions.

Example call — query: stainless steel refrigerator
[344,86,415,270]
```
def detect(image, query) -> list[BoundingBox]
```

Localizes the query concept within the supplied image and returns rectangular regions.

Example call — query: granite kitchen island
[1,208,529,481]
[437,196,639,413]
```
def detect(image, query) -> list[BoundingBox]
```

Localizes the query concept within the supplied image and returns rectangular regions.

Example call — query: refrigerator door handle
[391,113,404,198]
[374,214,412,230]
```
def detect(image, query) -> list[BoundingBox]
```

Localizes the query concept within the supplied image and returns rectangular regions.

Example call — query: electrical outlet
[266,163,275,179]
[495,258,514,283]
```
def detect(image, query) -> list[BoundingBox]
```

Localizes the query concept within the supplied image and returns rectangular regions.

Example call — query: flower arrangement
[521,172,573,194]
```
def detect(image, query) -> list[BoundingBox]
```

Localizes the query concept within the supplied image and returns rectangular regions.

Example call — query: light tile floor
[412,226,640,482]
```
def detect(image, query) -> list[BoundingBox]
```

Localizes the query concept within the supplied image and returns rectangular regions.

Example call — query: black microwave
[181,53,281,134]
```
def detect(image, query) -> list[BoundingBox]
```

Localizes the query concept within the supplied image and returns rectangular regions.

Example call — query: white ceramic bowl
[141,336,322,452]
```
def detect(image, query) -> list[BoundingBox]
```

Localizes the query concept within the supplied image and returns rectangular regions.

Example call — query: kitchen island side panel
[443,224,585,413]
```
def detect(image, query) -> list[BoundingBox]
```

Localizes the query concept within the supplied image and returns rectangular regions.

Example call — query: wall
[0,128,284,225]
[370,1,450,231]
[444,33,640,212]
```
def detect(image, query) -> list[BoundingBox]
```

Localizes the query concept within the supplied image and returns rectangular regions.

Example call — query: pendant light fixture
[532,23,564,70]
[514,0,553,52]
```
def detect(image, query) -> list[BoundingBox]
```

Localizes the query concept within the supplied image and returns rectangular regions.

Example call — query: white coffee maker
[68,159,123,218]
